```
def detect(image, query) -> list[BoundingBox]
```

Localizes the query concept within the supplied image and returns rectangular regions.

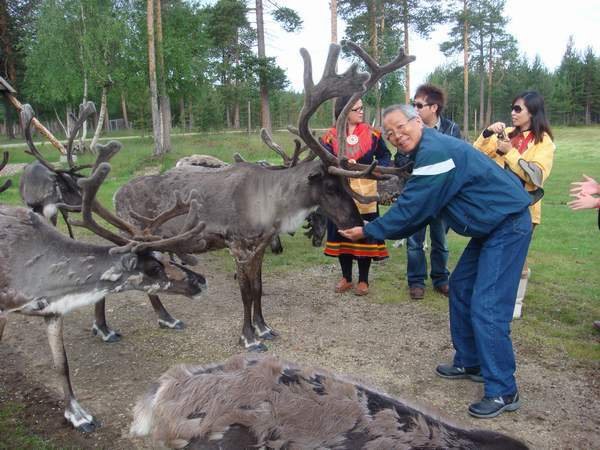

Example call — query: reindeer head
[15,106,209,302]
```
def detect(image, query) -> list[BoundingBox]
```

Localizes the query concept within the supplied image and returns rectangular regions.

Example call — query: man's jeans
[406,217,449,288]
[449,209,532,397]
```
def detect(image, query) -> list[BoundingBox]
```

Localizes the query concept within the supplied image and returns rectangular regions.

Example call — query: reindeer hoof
[158,319,185,330]
[92,324,122,343]
[75,418,100,433]
[259,329,278,340]
[247,342,268,352]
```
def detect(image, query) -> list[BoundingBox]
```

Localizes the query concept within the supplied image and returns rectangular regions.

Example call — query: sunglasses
[511,104,524,113]
[351,106,364,112]
[411,102,431,110]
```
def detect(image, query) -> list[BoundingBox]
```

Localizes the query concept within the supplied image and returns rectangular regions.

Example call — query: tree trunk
[485,40,493,125]
[330,0,338,122]
[255,0,271,132]
[121,92,130,129]
[155,0,171,152]
[478,33,485,127]
[403,0,410,103]
[80,3,88,144]
[179,97,185,130]
[463,0,469,135]
[188,98,194,131]
[368,0,381,125]
[233,103,240,129]
[247,100,251,132]
[0,0,16,139]
[147,0,163,156]
[104,106,110,132]
[91,86,108,151]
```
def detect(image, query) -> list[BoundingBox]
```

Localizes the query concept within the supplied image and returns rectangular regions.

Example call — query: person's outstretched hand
[568,194,599,211]
[570,175,599,197]
[339,227,364,241]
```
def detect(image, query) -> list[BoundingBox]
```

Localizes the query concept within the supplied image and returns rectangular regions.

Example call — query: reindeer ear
[120,254,138,271]
[307,165,326,183]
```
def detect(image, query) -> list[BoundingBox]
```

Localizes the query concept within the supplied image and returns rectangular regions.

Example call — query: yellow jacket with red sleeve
[473,127,555,224]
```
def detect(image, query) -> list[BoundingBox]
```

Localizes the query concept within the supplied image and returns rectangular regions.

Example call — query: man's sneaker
[435,364,484,383]
[468,392,521,418]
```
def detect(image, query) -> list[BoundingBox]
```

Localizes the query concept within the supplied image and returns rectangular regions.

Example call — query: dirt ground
[1,252,599,449]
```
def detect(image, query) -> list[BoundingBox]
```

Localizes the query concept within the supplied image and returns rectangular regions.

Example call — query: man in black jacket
[402,84,461,300]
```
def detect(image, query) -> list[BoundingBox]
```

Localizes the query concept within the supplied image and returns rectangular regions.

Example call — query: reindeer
[130,354,529,449]
[1,114,209,432]
[17,104,196,342]
[113,42,414,352]
[175,147,329,253]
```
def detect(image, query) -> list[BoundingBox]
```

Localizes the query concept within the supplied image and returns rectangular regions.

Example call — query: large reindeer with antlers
[113,42,414,352]
[0,111,209,432]
[18,103,196,341]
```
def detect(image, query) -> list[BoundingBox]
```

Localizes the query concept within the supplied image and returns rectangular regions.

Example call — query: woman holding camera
[474,91,555,318]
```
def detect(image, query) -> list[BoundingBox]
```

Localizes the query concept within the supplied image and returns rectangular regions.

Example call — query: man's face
[413,95,438,127]
[383,110,423,153]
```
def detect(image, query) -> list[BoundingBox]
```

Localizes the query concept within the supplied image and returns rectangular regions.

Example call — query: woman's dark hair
[508,91,553,143]
[334,95,353,120]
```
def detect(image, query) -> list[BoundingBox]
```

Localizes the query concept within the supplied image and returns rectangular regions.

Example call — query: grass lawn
[1,126,599,362]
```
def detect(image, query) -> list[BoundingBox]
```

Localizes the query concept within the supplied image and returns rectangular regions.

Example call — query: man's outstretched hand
[339,227,365,241]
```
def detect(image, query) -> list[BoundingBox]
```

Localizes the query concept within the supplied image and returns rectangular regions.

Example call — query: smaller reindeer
[130,354,529,449]
[18,104,194,341]
[1,113,209,431]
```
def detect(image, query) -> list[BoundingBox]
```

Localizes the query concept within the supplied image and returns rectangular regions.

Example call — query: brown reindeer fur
[131,354,529,450]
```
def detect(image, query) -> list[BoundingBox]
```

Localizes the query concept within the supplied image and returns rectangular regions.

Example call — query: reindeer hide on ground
[130,354,529,450]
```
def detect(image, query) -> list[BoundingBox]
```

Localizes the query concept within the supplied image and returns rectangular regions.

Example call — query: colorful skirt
[324,212,389,261]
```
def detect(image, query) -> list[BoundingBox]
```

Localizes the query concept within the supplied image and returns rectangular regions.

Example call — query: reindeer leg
[148,294,185,329]
[0,312,6,341]
[270,234,283,254]
[60,208,75,239]
[236,259,267,352]
[251,263,278,340]
[45,315,99,432]
[92,298,122,343]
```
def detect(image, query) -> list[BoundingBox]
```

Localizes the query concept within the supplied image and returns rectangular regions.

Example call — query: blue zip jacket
[364,127,531,240]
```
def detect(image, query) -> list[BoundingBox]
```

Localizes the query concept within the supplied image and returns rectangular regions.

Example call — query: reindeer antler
[20,103,97,176]
[72,162,205,254]
[259,128,309,168]
[0,151,12,193]
[297,42,415,204]
[335,41,416,164]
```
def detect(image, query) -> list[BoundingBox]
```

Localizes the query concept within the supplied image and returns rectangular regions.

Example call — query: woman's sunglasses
[351,106,364,112]
[511,104,523,113]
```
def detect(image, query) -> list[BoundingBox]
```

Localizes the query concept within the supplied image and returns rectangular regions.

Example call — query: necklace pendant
[346,134,359,145]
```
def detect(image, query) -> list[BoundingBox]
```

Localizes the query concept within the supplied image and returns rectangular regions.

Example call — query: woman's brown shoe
[354,282,369,296]
[334,278,353,293]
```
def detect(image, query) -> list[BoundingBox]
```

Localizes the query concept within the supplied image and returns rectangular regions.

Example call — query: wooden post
[4,93,67,154]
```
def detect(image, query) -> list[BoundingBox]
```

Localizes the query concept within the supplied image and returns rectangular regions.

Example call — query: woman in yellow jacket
[474,91,555,319]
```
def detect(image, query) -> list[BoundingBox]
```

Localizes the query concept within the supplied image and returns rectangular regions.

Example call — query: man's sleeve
[364,154,455,240]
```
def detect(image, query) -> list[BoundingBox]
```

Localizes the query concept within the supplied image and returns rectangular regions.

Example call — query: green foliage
[0,402,57,450]
[271,6,303,33]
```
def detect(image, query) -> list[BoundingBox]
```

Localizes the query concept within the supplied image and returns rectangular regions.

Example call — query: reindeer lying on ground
[130,354,529,449]
[18,104,197,342]
[0,123,208,432]
[115,42,413,352]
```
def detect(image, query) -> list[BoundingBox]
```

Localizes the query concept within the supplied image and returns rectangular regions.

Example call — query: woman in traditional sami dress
[473,90,555,318]
[321,96,392,296]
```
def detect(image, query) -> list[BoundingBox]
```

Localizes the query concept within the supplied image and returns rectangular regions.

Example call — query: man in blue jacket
[340,104,532,419]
